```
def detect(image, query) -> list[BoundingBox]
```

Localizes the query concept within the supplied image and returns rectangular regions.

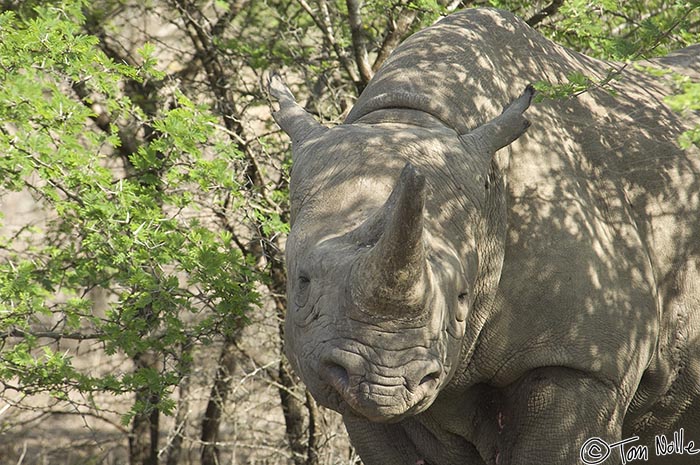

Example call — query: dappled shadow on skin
[284,8,700,464]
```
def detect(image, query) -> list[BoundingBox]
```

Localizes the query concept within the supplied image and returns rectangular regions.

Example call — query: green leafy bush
[0,0,261,424]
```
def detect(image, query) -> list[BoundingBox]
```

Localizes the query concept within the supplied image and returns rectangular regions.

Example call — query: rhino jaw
[350,163,431,319]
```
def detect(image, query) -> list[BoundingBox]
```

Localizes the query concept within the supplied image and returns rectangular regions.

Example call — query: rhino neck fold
[346,91,458,131]
[351,107,450,130]
[449,160,510,388]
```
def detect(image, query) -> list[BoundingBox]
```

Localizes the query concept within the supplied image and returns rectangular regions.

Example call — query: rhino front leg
[499,366,628,465]
[344,413,487,465]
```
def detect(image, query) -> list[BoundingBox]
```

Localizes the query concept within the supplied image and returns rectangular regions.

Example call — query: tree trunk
[130,352,160,465]
[165,343,193,465]
[279,357,308,465]
[305,391,320,465]
[201,335,238,465]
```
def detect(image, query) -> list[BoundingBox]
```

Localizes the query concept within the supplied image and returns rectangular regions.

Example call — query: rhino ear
[268,73,327,145]
[461,85,534,153]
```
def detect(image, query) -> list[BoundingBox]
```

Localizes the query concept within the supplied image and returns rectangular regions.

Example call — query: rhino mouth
[318,354,443,423]
[331,377,440,423]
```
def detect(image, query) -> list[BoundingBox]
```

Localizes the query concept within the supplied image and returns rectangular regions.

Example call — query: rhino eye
[295,275,311,308]
[456,291,469,322]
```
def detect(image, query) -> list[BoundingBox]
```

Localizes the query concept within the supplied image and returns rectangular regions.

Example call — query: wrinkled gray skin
[270,8,700,465]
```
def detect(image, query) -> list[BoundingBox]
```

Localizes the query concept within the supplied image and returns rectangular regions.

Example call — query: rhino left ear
[269,73,328,146]
[460,85,534,153]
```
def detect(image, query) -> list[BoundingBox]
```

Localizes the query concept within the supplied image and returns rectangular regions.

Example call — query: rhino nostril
[323,361,350,392]
[419,370,440,386]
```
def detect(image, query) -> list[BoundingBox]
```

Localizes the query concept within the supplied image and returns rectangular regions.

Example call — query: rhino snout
[319,348,442,421]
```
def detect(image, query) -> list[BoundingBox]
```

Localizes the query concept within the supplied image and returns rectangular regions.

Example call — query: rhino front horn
[351,163,430,318]
[269,73,327,145]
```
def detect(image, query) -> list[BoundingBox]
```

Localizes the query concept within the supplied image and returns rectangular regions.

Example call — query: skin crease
[271,8,700,465]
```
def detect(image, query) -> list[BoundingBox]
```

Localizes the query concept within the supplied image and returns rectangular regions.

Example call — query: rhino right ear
[460,85,534,154]
[269,73,327,145]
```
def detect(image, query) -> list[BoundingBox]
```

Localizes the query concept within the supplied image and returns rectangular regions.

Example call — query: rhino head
[270,74,532,422]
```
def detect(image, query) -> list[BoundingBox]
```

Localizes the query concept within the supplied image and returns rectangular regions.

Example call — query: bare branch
[345,0,373,87]
[0,329,103,341]
[296,0,361,85]
[211,0,249,37]
[373,8,417,72]
[446,1,493,10]
[526,0,564,27]
[47,409,130,435]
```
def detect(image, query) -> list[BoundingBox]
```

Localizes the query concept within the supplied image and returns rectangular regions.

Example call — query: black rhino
[270,8,700,465]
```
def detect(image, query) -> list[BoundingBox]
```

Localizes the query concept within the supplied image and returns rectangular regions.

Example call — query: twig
[567,6,698,99]
[15,442,27,465]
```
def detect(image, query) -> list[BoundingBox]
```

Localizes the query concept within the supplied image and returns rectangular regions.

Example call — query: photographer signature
[580,428,700,464]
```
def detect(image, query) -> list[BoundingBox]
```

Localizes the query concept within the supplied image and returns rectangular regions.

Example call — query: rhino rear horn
[269,73,327,145]
[351,163,430,318]
[461,85,534,153]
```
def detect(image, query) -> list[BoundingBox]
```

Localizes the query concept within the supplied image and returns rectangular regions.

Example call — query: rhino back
[346,8,605,132]
[348,7,700,296]
[347,8,700,261]
[348,7,700,436]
